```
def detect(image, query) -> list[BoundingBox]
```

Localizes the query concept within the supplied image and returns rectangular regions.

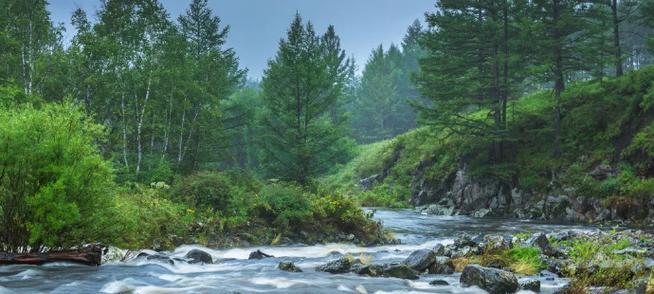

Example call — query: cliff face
[410,161,653,222]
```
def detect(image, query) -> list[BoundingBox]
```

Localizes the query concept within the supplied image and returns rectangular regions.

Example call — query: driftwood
[0,245,103,266]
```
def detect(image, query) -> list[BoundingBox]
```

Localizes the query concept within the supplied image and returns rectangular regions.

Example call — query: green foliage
[0,103,114,248]
[260,14,355,185]
[563,236,643,288]
[111,184,192,250]
[253,183,312,229]
[171,171,245,214]
[506,246,546,275]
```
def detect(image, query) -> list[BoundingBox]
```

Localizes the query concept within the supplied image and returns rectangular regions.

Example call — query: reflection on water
[0,209,591,294]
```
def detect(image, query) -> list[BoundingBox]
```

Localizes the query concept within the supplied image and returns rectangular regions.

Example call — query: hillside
[324,66,654,223]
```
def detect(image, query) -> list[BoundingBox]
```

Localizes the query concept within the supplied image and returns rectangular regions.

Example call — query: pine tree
[260,14,354,184]
[528,0,600,156]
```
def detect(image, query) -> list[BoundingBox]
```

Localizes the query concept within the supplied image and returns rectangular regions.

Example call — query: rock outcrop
[460,264,519,294]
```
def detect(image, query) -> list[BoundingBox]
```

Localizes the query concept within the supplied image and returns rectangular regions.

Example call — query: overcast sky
[47,0,434,79]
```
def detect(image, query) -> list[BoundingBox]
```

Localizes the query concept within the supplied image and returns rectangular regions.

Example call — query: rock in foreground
[316,257,352,274]
[248,250,274,260]
[460,264,518,294]
[278,261,302,272]
[403,249,436,272]
[185,249,213,264]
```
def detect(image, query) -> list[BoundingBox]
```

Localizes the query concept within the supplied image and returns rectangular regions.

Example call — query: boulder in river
[403,249,436,272]
[383,264,419,280]
[185,249,213,264]
[278,261,302,272]
[428,256,454,274]
[430,279,450,286]
[248,250,274,260]
[460,264,518,294]
[355,264,384,277]
[520,279,541,292]
[317,257,352,274]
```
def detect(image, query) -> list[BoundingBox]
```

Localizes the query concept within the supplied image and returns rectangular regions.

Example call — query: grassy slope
[324,66,654,210]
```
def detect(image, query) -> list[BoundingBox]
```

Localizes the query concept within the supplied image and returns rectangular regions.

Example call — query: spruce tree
[260,14,354,185]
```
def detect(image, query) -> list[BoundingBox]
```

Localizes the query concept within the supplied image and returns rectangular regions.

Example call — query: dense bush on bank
[0,97,389,251]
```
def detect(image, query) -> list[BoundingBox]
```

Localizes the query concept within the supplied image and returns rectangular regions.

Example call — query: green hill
[324,66,654,223]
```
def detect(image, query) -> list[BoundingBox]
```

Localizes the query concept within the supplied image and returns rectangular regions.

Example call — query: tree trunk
[135,76,151,177]
[0,246,103,266]
[611,0,623,76]
[553,0,564,157]
[121,93,129,168]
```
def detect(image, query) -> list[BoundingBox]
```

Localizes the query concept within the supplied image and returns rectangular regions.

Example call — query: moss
[451,257,471,272]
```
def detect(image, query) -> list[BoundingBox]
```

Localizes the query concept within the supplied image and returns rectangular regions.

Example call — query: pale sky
[48,0,435,79]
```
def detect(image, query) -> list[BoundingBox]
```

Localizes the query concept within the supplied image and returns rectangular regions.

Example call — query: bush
[171,171,250,215]
[253,183,312,229]
[111,185,193,250]
[0,103,114,248]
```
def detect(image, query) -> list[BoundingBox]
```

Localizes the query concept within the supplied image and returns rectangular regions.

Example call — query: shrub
[171,171,257,216]
[111,185,192,250]
[0,103,114,248]
[253,183,312,229]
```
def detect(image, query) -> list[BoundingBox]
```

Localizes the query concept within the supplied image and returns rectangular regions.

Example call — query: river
[0,209,599,294]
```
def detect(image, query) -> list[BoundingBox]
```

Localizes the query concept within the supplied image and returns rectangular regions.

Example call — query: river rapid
[0,209,599,294]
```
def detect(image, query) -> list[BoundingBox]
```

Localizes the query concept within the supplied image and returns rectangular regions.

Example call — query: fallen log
[0,245,103,266]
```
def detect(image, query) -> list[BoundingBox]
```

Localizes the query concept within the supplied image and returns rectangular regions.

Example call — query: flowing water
[0,209,600,294]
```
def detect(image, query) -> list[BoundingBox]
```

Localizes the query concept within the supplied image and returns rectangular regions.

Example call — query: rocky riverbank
[97,228,654,294]
[303,229,654,294]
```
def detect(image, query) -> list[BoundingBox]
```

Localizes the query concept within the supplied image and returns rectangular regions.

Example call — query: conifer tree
[260,14,354,184]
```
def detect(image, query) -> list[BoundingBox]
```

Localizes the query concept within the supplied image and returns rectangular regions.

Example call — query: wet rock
[141,253,175,265]
[360,174,381,191]
[473,208,491,218]
[433,244,452,257]
[424,204,455,216]
[428,256,454,274]
[613,247,647,256]
[278,261,302,272]
[185,249,213,264]
[589,164,618,180]
[403,249,436,272]
[525,233,556,256]
[317,257,352,274]
[454,234,479,248]
[248,250,274,260]
[430,279,450,286]
[355,264,384,277]
[101,246,129,264]
[383,264,419,280]
[482,235,512,253]
[521,279,541,292]
[460,265,518,294]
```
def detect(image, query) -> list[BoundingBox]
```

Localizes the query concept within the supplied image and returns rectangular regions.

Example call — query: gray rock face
[428,256,454,274]
[383,264,419,280]
[360,174,381,191]
[317,257,352,274]
[403,249,436,272]
[589,164,618,180]
[278,261,302,272]
[460,265,519,294]
[520,279,541,292]
[185,249,213,264]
